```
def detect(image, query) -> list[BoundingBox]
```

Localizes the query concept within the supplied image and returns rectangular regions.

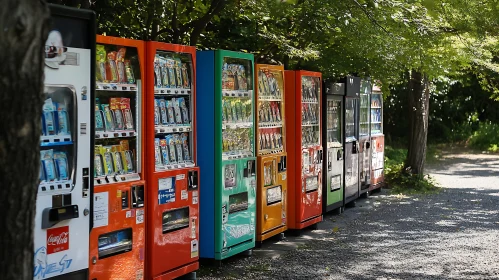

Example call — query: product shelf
[258,97,282,101]
[258,122,283,129]
[96,83,137,92]
[94,173,141,185]
[302,123,320,127]
[154,124,192,134]
[155,160,195,172]
[222,151,254,161]
[38,179,73,193]
[222,89,253,97]
[41,135,72,145]
[222,122,253,129]
[154,87,192,95]
[95,130,137,139]
[258,148,284,155]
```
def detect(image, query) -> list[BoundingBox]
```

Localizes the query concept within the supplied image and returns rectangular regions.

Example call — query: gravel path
[198,150,499,280]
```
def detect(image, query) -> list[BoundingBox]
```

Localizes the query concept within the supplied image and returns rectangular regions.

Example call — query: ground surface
[197,150,499,280]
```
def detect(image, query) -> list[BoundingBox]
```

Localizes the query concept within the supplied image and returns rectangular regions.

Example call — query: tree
[0,1,50,279]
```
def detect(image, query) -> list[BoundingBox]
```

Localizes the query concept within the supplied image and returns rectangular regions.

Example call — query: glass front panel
[257,67,284,155]
[301,76,320,147]
[345,98,358,140]
[371,93,383,134]
[326,100,341,144]
[221,57,254,159]
[40,86,76,187]
[153,51,194,171]
[360,81,371,137]
[94,44,141,181]
[98,228,132,259]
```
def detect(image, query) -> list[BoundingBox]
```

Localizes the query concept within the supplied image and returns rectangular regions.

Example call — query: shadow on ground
[198,151,499,280]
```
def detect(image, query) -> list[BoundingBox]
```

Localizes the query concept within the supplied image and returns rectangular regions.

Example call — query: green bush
[384,146,440,194]
[468,122,499,152]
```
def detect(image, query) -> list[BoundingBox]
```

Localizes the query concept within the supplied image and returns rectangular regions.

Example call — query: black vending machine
[342,76,360,207]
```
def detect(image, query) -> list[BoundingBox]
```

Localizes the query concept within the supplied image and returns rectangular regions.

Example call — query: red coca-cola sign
[46,226,69,254]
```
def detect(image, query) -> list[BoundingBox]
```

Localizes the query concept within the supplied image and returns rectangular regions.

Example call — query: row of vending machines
[34,5,384,280]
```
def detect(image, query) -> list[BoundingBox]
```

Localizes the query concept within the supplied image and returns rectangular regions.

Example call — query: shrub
[468,122,499,152]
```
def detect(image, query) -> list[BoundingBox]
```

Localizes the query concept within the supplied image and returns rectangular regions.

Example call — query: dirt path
[198,151,499,279]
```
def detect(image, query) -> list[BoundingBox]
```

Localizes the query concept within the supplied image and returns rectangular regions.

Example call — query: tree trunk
[0,1,50,279]
[405,70,430,175]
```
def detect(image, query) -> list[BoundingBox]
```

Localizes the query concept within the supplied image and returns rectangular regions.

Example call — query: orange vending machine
[284,70,323,230]
[255,65,287,243]
[90,35,147,280]
[145,41,200,280]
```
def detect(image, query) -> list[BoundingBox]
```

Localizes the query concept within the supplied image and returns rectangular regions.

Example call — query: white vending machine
[34,5,95,280]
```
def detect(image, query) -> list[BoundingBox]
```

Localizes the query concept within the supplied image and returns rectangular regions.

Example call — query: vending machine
[89,35,146,280]
[322,81,345,214]
[370,84,384,192]
[358,79,372,198]
[35,5,94,280]
[343,76,361,207]
[145,41,200,279]
[197,50,257,260]
[254,64,287,244]
[284,70,323,230]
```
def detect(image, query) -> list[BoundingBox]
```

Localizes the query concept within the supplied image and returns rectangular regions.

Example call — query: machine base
[345,193,358,207]
[257,224,287,242]
[369,182,384,192]
[288,215,322,230]
[153,261,199,280]
[256,232,286,247]
[324,200,344,214]
[214,238,255,260]
[52,269,88,280]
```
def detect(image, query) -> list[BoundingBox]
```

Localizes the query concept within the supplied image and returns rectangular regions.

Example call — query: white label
[191,217,197,238]
[191,239,198,258]
[181,190,188,200]
[192,191,198,205]
[136,209,144,224]
[93,192,109,228]
[281,173,287,181]
[158,178,172,190]
[176,174,185,180]
[136,269,144,280]
[126,210,132,218]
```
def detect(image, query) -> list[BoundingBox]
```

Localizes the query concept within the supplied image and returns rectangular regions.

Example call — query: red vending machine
[284,70,323,230]
[145,41,200,280]
[90,35,147,280]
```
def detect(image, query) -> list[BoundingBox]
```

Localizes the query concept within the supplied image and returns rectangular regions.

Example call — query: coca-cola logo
[47,232,68,245]
[46,226,69,254]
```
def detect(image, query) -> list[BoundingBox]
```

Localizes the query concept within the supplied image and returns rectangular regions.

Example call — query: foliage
[468,122,499,152]
[384,146,440,194]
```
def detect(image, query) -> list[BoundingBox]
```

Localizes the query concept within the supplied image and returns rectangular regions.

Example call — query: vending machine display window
[301,76,321,147]
[345,99,358,142]
[327,100,342,144]
[40,86,77,192]
[360,82,371,138]
[222,58,254,159]
[371,93,383,134]
[257,68,285,154]
[98,228,133,259]
[153,51,195,171]
[94,44,142,185]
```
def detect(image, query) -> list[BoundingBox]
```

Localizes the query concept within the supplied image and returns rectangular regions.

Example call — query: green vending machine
[197,50,257,261]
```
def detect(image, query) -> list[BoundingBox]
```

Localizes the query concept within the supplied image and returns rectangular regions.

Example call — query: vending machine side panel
[284,71,298,229]
[196,51,217,259]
